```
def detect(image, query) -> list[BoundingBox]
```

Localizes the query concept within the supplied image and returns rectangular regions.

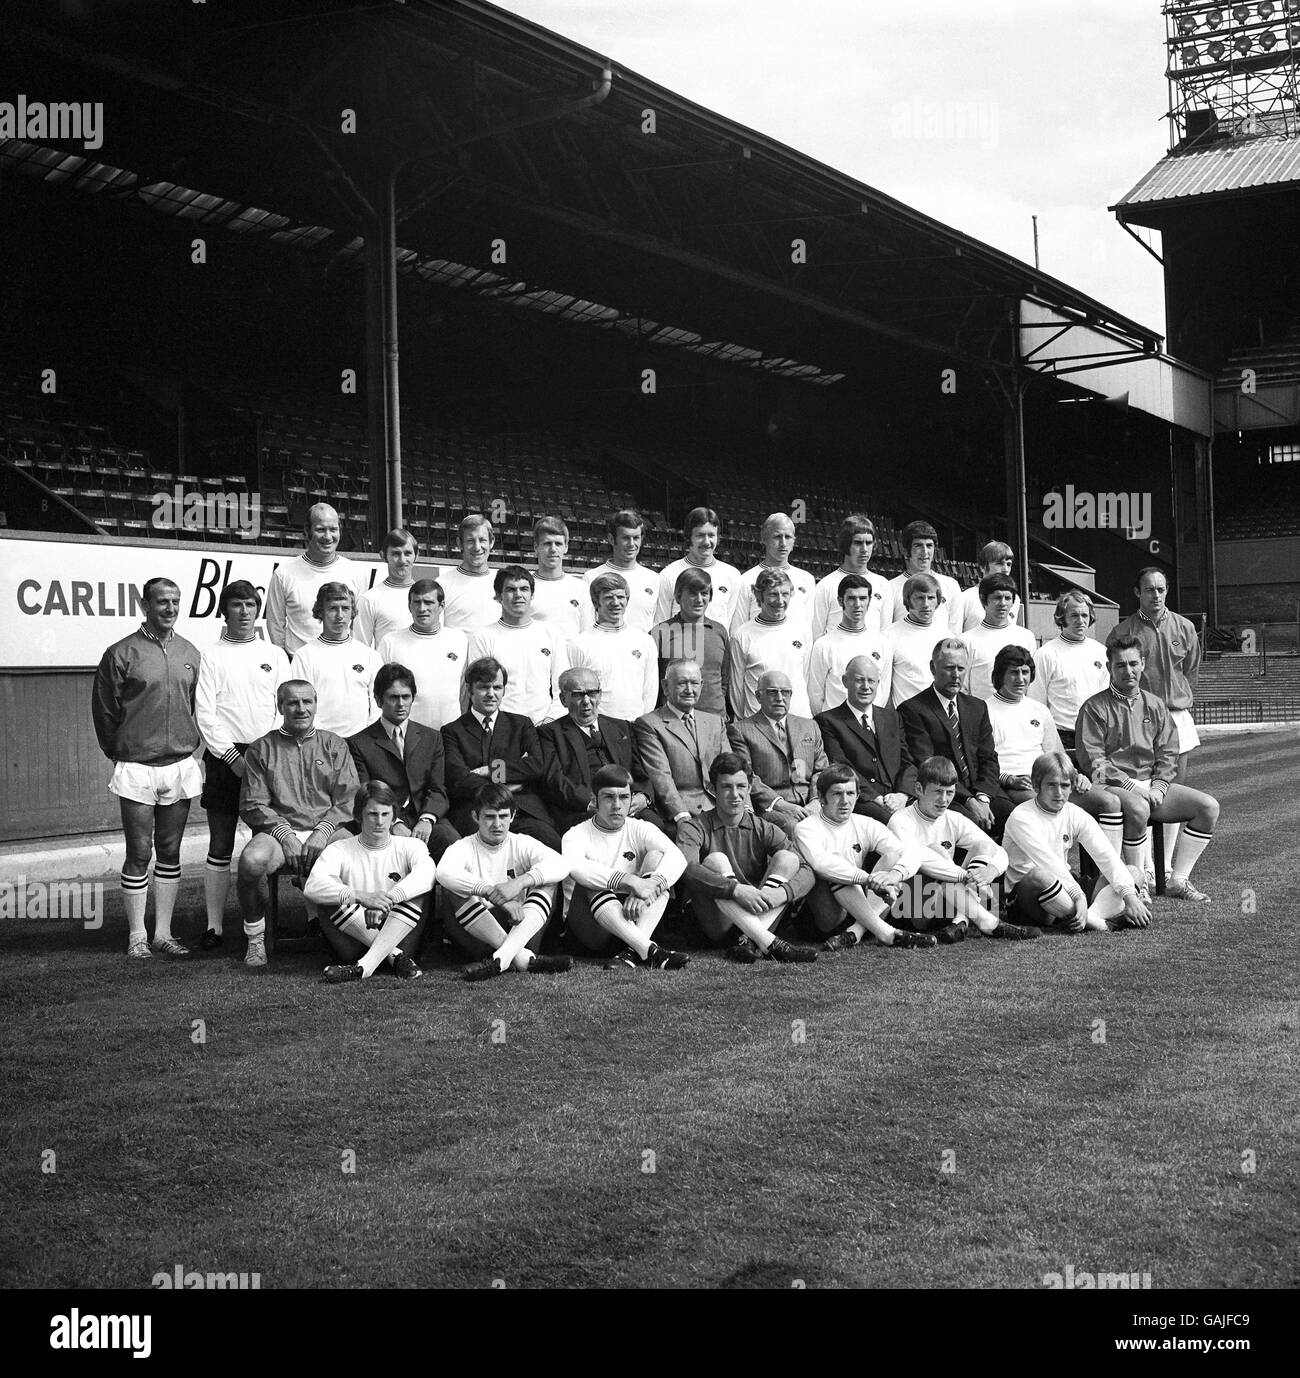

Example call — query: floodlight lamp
[1234,32,1253,52]
[1290,20,1300,40]
[1208,38,1228,58]
[1258,2,1276,19]
[1285,0,1300,16]
[1232,4,1251,21]
[1181,43,1201,62]
[1260,27,1278,47]
[1178,14,1199,34]
[1206,8,1225,28]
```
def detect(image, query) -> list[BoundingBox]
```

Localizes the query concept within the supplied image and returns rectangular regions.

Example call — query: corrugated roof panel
[1114,134,1300,209]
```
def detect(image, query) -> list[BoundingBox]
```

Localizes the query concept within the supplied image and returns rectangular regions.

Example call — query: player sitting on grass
[887,756,1036,943]
[675,753,816,964]
[561,765,690,970]
[1002,752,1151,934]
[304,782,433,984]
[794,763,934,951]
[435,782,574,982]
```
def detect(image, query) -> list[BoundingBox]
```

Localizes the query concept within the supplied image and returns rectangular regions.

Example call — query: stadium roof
[1113,133,1300,226]
[2,0,1162,382]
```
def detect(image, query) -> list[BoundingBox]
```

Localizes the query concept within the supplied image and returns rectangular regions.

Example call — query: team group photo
[2,0,1296,1326]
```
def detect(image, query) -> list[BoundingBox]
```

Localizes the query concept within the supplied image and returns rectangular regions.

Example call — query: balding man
[816,655,917,826]
[238,679,359,968]
[726,669,828,840]
[265,502,367,654]
[634,659,726,835]
[539,666,663,834]
[731,512,816,635]
[897,638,1009,833]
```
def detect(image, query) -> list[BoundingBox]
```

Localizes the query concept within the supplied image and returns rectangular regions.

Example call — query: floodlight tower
[1165,1,1300,147]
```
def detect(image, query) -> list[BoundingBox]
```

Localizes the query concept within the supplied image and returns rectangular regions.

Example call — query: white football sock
[122,870,149,942]
[203,854,231,933]
[1170,827,1212,882]
[359,901,420,977]
[152,861,181,942]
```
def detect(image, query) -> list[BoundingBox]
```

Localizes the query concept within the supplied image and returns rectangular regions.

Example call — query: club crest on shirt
[352,664,364,673]
[851,842,862,854]
[387,871,401,882]
[569,599,580,608]
[1030,718,1040,727]
[622,850,636,862]
[631,649,642,658]
[447,651,458,660]
[260,663,272,672]
[643,587,654,598]
[792,640,803,649]
[718,585,729,595]
[507,868,517,879]
[1093,661,1103,669]
[940,840,953,850]
[541,647,551,656]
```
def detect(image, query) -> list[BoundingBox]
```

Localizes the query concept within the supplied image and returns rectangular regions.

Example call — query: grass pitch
[2,732,1296,1289]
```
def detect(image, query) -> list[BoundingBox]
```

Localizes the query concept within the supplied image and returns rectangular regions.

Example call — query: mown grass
[2,733,1296,1289]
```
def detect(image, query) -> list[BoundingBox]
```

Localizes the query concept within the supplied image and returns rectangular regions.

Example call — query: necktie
[392,724,405,756]
[684,712,698,751]
[481,715,493,757]
[947,699,969,781]
[861,712,873,736]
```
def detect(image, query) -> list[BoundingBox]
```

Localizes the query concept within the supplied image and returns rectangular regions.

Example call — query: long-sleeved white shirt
[439,567,501,633]
[654,556,743,629]
[437,831,570,898]
[1003,799,1135,892]
[467,620,570,724]
[731,563,816,635]
[571,625,658,721]
[355,581,417,649]
[729,618,813,718]
[530,572,587,646]
[964,622,1037,702]
[888,570,964,637]
[195,633,292,763]
[794,812,923,887]
[882,618,954,708]
[1030,635,1111,733]
[806,626,893,714]
[265,553,367,654]
[561,816,687,902]
[889,804,1008,881]
[986,694,1062,778]
[810,567,895,641]
[377,626,469,730]
[290,637,383,737]
[303,833,436,909]
[581,562,660,633]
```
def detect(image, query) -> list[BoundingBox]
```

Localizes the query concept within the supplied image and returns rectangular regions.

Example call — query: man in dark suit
[816,654,917,826]
[347,662,461,860]
[634,659,727,837]
[441,655,561,849]
[726,669,828,839]
[539,666,666,834]
[897,638,1010,834]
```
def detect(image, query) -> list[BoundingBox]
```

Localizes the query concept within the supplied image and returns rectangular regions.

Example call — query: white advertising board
[0,536,390,669]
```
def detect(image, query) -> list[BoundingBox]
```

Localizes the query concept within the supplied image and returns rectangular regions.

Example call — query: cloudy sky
[499,0,1171,338]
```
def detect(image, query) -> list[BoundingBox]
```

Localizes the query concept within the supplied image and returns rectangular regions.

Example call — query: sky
[498,0,1172,339]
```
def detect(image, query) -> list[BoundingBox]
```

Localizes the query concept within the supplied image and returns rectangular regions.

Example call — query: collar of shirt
[475,712,495,731]
[936,689,960,708]
[1109,685,1143,706]
[139,624,173,646]
[277,726,317,740]
[219,630,257,645]
[1138,609,1167,629]
[668,705,693,722]
[764,714,788,735]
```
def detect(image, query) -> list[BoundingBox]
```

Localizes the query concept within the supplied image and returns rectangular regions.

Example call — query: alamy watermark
[151,485,261,539]
[0,876,102,928]
[1042,485,1152,541]
[890,98,999,151]
[0,96,103,151]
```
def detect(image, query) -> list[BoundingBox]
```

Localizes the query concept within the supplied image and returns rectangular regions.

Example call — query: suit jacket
[897,686,1000,803]
[634,704,726,819]
[348,718,450,828]
[539,713,651,828]
[816,702,918,802]
[726,712,828,813]
[441,708,553,829]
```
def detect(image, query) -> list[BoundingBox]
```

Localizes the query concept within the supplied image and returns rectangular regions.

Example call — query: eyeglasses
[570,688,602,699]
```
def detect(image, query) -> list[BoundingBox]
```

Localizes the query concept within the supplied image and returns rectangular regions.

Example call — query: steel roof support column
[363,167,404,552]
[1002,300,1032,621]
